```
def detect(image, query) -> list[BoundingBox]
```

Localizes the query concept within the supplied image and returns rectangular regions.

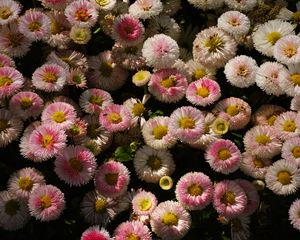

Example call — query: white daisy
[128,0,163,20]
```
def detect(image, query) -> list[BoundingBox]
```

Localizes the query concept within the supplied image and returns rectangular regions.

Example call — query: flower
[193,26,237,69]
[0,53,15,68]
[69,26,91,44]
[95,161,130,198]
[123,97,148,127]
[278,63,300,97]
[187,0,223,10]
[132,190,157,215]
[159,176,173,190]
[251,104,285,126]
[133,145,175,183]
[213,180,247,219]
[28,184,65,221]
[175,172,213,210]
[148,68,188,103]
[274,35,300,65]
[132,70,151,86]
[186,77,221,106]
[277,2,300,24]
[40,0,69,10]
[54,145,97,186]
[224,55,258,88]
[66,69,87,88]
[142,34,179,69]
[91,0,116,11]
[274,111,300,141]
[210,117,229,135]
[81,226,112,240]
[289,199,300,231]
[7,167,45,199]
[224,0,257,12]
[128,0,163,20]
[150,200,191,240]
[186,59,216,82]
[281,137,300,167]
[0,66,24,99]
[0,0,21,25]
[0,191,30,231]
[205,139,242,174]
[114,220,152,240]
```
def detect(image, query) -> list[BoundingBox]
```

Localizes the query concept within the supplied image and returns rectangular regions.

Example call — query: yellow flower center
[255,134,271,145]
[193,68,206,80]
[18,177,33,191]
[4,200,19,216]
[277,171,291,185]
[94,198,107,213]
[290,73,300,86]
[107,112,122,124]
[50,21,64,34]
[196,86,209,98]
[132,103,145,116]
[0,7,12,20]
[162,212,178,226]
[267,115,277,125]
[159,176,173,190]
[266,32,282,45]
[20,97,33,110]
[225,105,239,116]
[28,21,41,32]
[179,117,195,129]
[221,191,236,205]
[105,173,118,185]
[69,157,83,172]
[283,45,297,58]
[68,125,81,136]
[237,65,249,77]
[42,72,57,83]
[0,119,9,132]
[73,29,89,42]
[133,70,150,82]
[152,125,168,140]
[253,158,265,168]
[283,120,296,132]
[217,148,231,160]
[187,183,203,196]
[292,146,300,158]
[160,75,177,88]
[75,8,90,22]
[89,95,103,105]
[40,195,52,209]
[99,62,113,77]
[212,119,229,135]
[204,34,224,53]
[95,0,110,6]
[0,76,13,87]
[51,111,66,123]
[126,234,140,240]
[138,198,152,211]
[292,11,300,23]
[147,156,161,170]
[42,134,53,148]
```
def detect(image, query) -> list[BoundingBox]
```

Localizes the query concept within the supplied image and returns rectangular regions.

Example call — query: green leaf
[148,110,164,118]
[114,146,133,162]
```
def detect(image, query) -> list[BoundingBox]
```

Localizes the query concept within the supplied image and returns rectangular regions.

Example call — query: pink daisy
[114,221,152,240]
[54,145,97,186]
[81,226,112,240]
[95,161,130,198]
[0,66,24,99]
[213,180,247,219]
[40,0,69,10]
[28,184,65,221]
[79,88,113,114]
[169,106,205,143]
[274,111,300,141]
[112,14,144,46]
[274,35,300,65]
[205,139,242,174]
[132,190,157,216]
[289,199,300,231]
[41,102,77,130]
[66,69,87,88]
[251,104,285,126]
[278,64,300,97]
[65,0,98,28]
[243,125,282,159]
[99,104,131,133]
[0,0,21,25]
[9,91,44,120]
[282,137,300,166]
[0,53,15,68]
[129,0,163,20]
[32,63,67,92]
[148,68,188,103]
[27,124,67,161]
[186,78,221,106]
[175,172,213,211]
[66,118,87,143]
[18,9,51,41]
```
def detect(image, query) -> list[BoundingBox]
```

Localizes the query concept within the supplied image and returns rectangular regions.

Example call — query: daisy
[132,190,157,216]
[217,11,250,37]
[132,70,151,86]
[279,63,300,97]
[32,63,67,92]
[205,139,242,174]
[251,104,285,126]
[212,97,251,130]
[291,96,300,111]
[18,9,51,41]
[274,111,300,141]
[0,0,21,25]
[65,0,98,28]
[0,109,23,148]
[66,118,87,143]
[282,137,300,167]
[255,61,285,96]
[95,161,130,198]
[0,191,29,231]
[40,0,69,10]
[81,226,112,240]
[159,175,173,190]
[7,167,45,199]
[175,172,213,211]
[27,124,67,161]
[277,2,300,24]
[123,96,148,127]
[169,106,205,143]
[80,191,118,226]
[133,145,175,183]
[0,53,14,68]
[0,66,24,99]
[142,34,179,69]
[187,0,223,10]
[265,159,300,195]
[193,26,237,69]
[186,77,221,106]
[289,199,300,231]
[148,68,188,103]
[9,91,44,120]
[186,60,215,83]
[90,0,116,11]
[128,0,163,20]
[150,200,191,240]
[112,14,144,46]
[69,26,91,45]
[274,35,300,65]
[28,184,65,221]
[66,69,87,88]
[224,0,257,12]
[213,180,247,219]
[210,117,229,135]
[114,221,152,240]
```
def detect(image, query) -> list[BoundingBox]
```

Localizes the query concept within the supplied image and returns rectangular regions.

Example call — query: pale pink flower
[251,104,285,126]
[289,199,300,231]
[274,35,300,65]
[114,221,152,240]
[281,137,300,166]
[132,190,157,216]
[0,53,14,68]
[274,111,300,141]
[129,0,163,20]
[0,0,21,25]
[0,66,24,99]
[40,0,69,10]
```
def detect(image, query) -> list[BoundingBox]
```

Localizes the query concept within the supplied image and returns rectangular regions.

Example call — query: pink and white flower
[0,66,24,99]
